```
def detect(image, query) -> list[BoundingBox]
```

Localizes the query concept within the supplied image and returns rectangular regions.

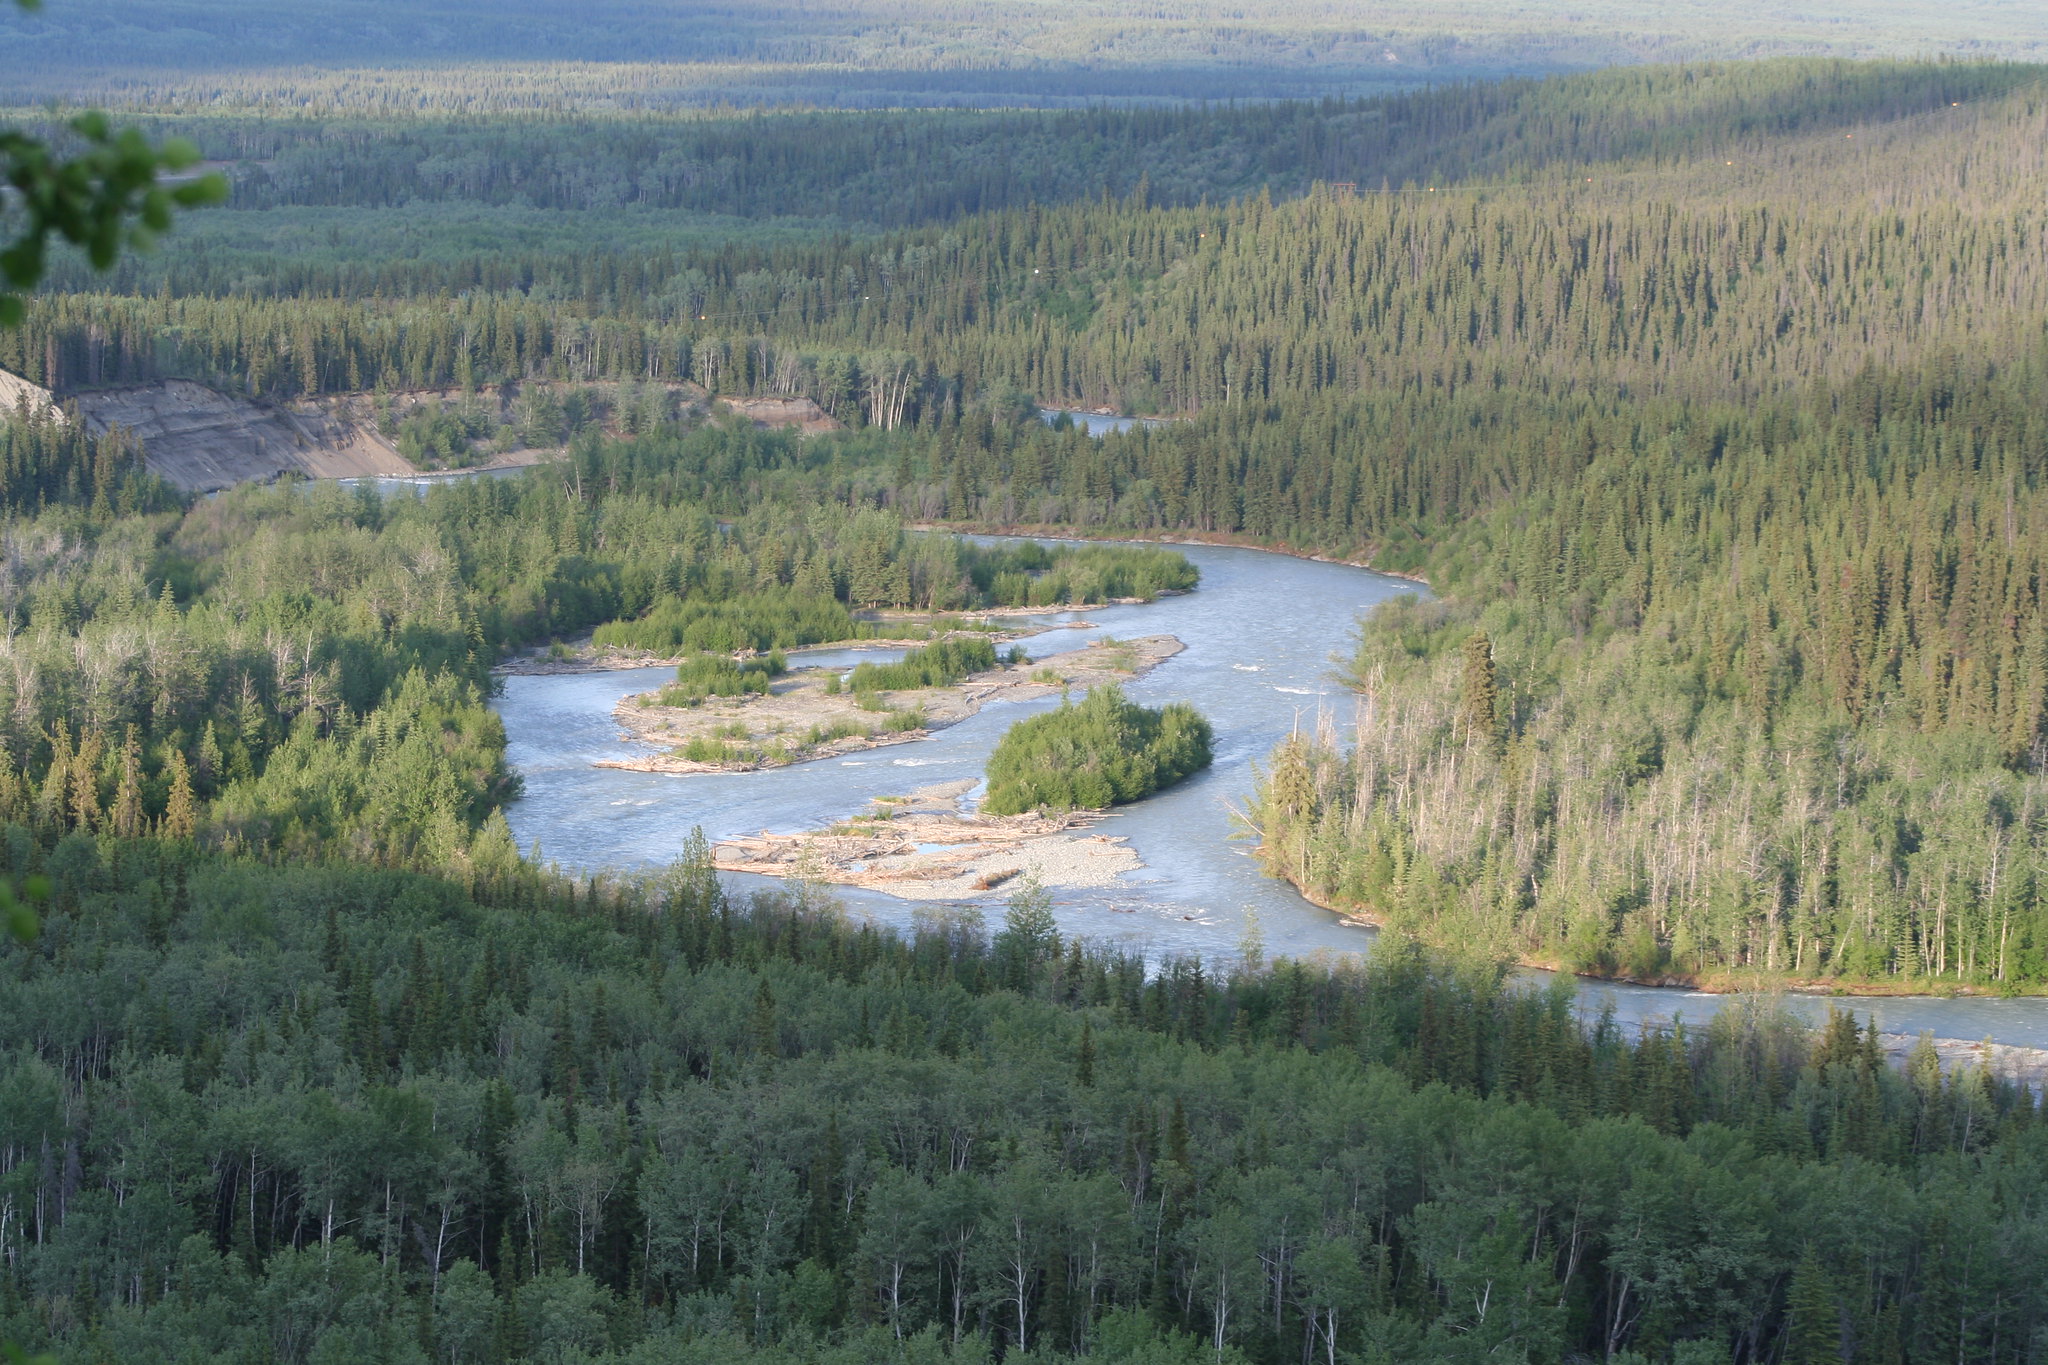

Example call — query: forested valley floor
[7,57,2048,1364]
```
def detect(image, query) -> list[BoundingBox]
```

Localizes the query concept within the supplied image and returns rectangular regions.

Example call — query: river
[1039,408,1163,437]
[495,538,2048,1048]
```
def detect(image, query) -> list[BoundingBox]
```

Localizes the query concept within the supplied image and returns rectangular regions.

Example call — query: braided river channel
[494,537,2048,1049]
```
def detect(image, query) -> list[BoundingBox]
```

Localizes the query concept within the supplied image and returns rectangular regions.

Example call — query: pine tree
[750,977,780,1058]
[110,727,144,838]
[1784,1248,1841,1365]
[36,721,71,829]
[1458,631,1501,752]
[196,721,224,792]
[69,727,106,832]
[162,750,197,839]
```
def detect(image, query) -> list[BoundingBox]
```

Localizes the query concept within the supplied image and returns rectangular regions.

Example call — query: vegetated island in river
[493,537,1198,677]
[601,634,1184,774]
[713,686,1215,898]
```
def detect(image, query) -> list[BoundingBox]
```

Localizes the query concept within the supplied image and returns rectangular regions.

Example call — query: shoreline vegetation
[584,541,1197,658]
[496,623,1028,678]
[1262,864,2048,1087]
[1271,867,2048,1000]
[490,597,1179,677]
[487,536,1200,675]
[601,634,1185,774]
[906,519,1436,587]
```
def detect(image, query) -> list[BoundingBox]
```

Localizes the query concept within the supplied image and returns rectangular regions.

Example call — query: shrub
[848,637,998,693]
[679,735,729,763]
[656,650,787,706]
[594,587,869,654]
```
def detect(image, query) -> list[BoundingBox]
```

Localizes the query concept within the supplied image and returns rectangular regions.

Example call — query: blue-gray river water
[496,539,2048,1048]
[1039,409,1163,437]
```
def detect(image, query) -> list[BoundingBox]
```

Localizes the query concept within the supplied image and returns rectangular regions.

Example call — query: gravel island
[598,634,1184,774]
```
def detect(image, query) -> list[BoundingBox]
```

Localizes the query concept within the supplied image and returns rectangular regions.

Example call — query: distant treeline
[19,0,2039,110]
[12,63,2044,434]
[27,61,2016,235]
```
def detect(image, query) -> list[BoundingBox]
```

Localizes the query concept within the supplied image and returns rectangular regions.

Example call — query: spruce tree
[1783,1249,1841,1365]
[1458,631,1501,752]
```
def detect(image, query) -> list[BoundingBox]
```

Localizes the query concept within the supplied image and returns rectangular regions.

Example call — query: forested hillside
[1250,350,2048,989]
[32,60,2011,240]
[0,420,1191,866]
[11,61,2048,990]
[10,55,2048,1365]
[12,62,2042,407]
[4,838,2045,1364]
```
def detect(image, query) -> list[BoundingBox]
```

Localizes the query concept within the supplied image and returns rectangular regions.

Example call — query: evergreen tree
[1458,631,1501,752]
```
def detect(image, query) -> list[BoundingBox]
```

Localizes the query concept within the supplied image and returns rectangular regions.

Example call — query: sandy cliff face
[0,370,61,422]
[67,381,418,492]
[2,371,709,492]
[713,395,843,433]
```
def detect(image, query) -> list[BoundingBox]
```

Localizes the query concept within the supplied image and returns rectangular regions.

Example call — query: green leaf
[0,241,39,289]
[158,135,202,170]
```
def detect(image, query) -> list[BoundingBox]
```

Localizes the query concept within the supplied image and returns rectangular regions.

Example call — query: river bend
[495,539,2048,1048]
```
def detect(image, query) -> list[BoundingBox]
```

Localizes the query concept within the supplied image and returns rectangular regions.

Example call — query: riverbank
[1876,1034,2048,1088]
[598,634,1184,775]
[495,632,996,677]
[493,597,1181,678]
[1272,866,2048,1081]
[500,534,2048,1053]
[712,779,1142,898]
[907,520,1434,589]
[1277,864,2043,1000]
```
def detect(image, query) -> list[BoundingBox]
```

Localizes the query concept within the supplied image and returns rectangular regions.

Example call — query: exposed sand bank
[1874,1034,2048,1089]
[713,779,1142,899]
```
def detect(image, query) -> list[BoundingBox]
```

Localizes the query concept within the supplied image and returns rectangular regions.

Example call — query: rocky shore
[712,779,1142,899]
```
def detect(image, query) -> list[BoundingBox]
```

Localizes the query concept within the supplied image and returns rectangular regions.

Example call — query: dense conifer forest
[8,51,2048,1365]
